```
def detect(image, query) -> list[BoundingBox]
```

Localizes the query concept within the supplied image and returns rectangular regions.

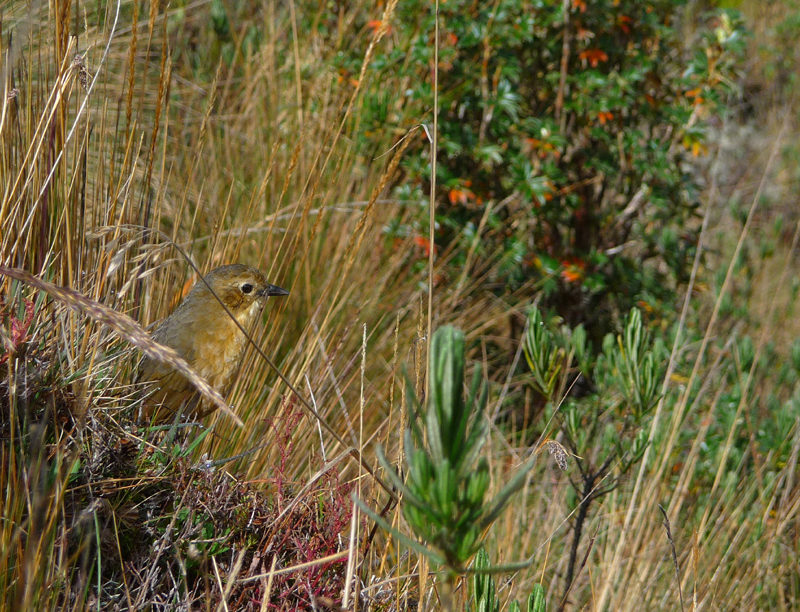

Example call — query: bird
[138,264,288,423]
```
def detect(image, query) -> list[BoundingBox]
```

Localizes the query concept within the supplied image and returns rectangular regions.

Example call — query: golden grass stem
[426,0,439,389]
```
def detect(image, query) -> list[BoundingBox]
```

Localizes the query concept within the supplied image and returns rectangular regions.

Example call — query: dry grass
[1,0,799,610]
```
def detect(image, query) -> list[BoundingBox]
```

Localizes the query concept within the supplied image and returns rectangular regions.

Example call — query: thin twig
[426,0,440,383]
[558,532,596,611]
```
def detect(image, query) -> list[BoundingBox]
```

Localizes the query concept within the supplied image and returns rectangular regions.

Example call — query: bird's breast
[191,309,254,390]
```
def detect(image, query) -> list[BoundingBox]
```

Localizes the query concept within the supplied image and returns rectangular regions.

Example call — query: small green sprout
[356,326,546,606]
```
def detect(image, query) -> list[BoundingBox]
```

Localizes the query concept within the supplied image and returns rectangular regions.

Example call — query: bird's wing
[138,316,201,421]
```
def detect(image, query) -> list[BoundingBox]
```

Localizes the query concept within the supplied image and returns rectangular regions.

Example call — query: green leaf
[523,307,563,399]
[528,584,546,612]
[477,452,538,532]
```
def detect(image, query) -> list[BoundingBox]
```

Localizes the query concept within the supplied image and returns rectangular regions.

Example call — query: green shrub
[348,0,747,336]
[523,305,666,597]
[469,548,547,612]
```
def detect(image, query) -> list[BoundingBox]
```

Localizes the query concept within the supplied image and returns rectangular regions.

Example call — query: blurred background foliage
[345,0,748,341]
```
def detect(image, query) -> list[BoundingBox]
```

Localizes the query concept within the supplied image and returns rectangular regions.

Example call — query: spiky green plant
[357,325,550,608]
[523,306,666,602]
[470,548,547,612]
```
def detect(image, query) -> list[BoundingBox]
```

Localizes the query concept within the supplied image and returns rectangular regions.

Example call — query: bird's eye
[241,283,254,294]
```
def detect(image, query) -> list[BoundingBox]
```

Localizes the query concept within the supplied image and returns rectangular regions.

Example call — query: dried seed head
[538,439,569,471]
[72,54,89,91]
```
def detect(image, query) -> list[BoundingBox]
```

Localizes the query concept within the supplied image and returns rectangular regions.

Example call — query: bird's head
[190,264,289,318]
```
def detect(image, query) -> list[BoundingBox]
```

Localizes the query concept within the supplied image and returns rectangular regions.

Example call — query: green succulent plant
[357,326,553,608]
[469,548,547,612]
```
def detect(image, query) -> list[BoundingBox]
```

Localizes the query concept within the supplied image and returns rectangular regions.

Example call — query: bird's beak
[262,283,289,297]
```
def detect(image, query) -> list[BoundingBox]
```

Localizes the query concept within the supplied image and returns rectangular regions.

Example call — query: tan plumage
[138,264,288,423]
